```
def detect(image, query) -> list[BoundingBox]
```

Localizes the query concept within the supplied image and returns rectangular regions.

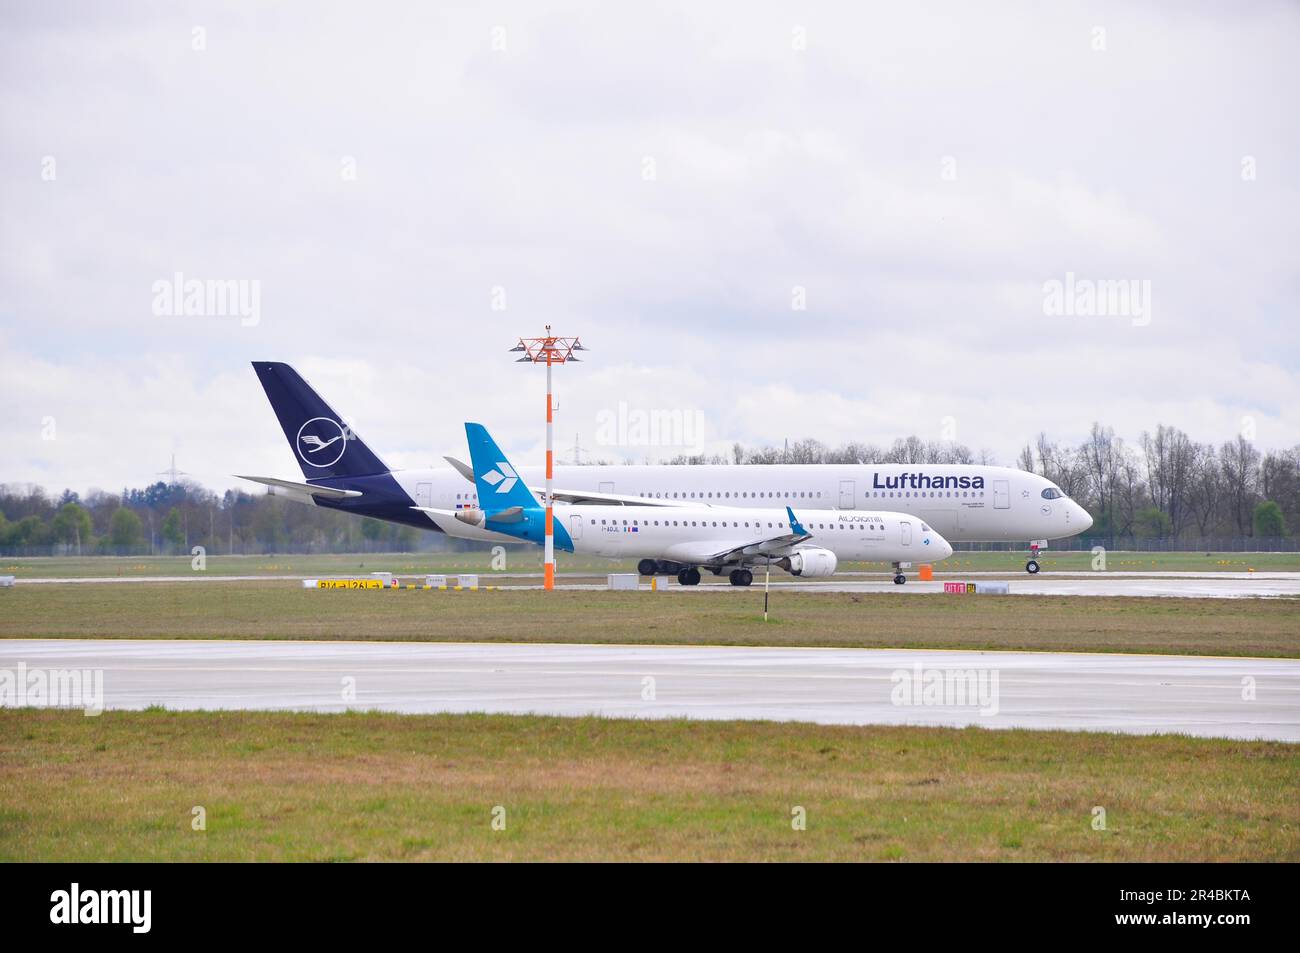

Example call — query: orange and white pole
[544,353,555,590]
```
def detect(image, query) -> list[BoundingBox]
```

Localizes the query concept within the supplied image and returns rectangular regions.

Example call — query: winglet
[443,455,475,483]
[786,506,808,537]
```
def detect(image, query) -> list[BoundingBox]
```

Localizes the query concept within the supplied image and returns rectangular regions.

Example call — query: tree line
[0,481,426,557]
[2,424,1296,556]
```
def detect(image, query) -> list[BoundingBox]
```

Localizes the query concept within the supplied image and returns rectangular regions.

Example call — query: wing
[701,507,814,564]
[538,487,689,507]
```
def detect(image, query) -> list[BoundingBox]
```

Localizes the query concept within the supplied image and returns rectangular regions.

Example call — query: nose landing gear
[1025,540,1046,574]
[892,562,906,585]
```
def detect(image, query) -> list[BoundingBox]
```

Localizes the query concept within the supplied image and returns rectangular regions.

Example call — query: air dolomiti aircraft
[406,423,952,585]
[241,362,1093,575]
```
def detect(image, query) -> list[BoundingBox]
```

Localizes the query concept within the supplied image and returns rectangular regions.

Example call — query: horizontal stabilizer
[409,506,529,544]
[235,475,362,499]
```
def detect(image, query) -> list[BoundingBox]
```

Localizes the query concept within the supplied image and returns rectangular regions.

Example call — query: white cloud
[2,1,1298,494]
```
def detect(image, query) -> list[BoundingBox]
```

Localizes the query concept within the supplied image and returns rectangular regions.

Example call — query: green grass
[2,709,1294,861]
[4,549,1298,579]
[0,551,631,578]
[2,582,1297,657]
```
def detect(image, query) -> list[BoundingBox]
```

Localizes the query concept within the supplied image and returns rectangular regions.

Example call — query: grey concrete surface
[2,639,1295,741]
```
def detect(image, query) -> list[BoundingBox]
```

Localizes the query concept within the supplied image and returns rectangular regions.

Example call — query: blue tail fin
[464,423,541,513]
[787,506,809,536]
[252,362,389,480]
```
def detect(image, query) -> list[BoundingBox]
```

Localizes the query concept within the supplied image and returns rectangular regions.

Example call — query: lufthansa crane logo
[295,417,348,468]
[481,462,518,493]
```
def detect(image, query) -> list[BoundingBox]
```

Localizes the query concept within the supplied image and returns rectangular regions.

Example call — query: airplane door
[900,520,912,545]
[569,515,583,540]
[838,480,856,509]
[993,480,1010,509]
[416,482,432,508]
[599,481,615,494]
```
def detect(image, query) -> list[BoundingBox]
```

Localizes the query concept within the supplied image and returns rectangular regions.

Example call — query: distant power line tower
[567,432,589,465]
[157,454,189,485]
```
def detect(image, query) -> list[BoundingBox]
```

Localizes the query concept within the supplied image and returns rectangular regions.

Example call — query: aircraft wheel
[679,568,701,586]
[729,569,753,587]
[1026,560,1040,574]
[637,559,658,577]
[893,574,906,585]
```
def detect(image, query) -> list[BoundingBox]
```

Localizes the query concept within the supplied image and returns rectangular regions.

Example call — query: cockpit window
[1041,487,1064,500]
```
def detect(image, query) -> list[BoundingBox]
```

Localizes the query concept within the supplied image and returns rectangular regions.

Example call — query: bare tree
[1141,425,1196,536]
[1219,435,1261,535]
[1080,423,1124,538]
[1185,443,1221,536]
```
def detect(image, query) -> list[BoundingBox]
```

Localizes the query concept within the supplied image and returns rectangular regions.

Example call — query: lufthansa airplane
[407,423,953,586]
[240,362,1092,575]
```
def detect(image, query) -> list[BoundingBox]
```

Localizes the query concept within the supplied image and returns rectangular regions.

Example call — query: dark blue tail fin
[252,362,389,479]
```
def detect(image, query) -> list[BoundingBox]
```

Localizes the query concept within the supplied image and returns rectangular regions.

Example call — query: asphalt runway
[12,571,1300,598]
[648,572,1300,598]
[3,639,1296,741]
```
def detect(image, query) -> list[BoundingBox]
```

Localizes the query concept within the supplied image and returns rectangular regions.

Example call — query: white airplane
[240,362,1092,576]
[410,423,953,586]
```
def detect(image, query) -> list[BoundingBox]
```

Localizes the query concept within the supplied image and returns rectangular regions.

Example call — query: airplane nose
[1077,505,1094,532]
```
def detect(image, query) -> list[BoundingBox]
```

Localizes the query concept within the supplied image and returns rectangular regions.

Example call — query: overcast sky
[2,1,1298,496]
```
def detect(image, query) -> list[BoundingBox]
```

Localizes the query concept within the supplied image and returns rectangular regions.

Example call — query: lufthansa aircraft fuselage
[368,462,1092,543]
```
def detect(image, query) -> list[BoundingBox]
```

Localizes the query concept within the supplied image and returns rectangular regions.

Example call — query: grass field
[2,581,1297,656]
[4,549,1299,578]
[2,708,1294,861]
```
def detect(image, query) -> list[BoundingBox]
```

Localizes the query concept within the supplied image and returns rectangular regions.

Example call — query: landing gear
[637,559,657,576]
[677,567,702,586]
[729,568,754,587]
[1025,540,1045,575]
[892,562,906,585]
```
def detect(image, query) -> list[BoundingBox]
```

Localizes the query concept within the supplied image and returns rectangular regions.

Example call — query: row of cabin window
[456,489,986,501]
[639,491,824,500]
[636,489,986,499]
[593,518,783,528]
[592,518,884,531]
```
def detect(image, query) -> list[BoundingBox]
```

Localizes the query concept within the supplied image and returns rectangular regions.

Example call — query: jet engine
[778,548,838,577]
[454,508,485,528]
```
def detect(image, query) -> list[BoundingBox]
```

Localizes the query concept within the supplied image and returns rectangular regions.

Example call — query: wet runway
[644,572,1300,599]
[3,639,1296,741]
[12,571,1300,598]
